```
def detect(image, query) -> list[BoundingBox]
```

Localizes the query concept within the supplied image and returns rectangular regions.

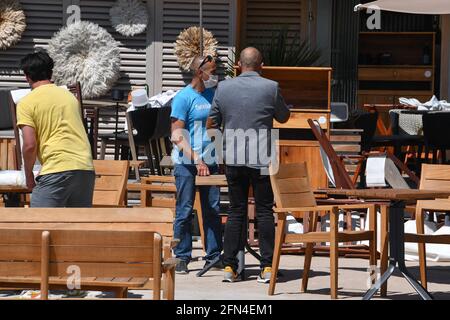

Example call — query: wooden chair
[0,137,17,171]
[137,175,177,211]
[0,228,177,300]
[0,207,177,299]
[126,108,172,176]
[93,160,129,207]
[408,164,450,290]
[67,82,86,128]
[269,162,377,299]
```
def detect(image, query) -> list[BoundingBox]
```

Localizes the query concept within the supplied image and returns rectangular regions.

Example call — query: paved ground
[169,245,450,300]
[1,242,449,300]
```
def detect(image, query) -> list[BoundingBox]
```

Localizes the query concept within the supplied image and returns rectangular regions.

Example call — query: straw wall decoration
[174,26,218,72]
[110,0,148,37]
[0,0,26,50]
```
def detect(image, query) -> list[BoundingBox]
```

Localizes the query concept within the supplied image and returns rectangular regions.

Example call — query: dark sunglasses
[199,55,214,69]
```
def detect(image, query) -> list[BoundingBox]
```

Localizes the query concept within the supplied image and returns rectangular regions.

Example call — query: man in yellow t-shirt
[17,51,95,207]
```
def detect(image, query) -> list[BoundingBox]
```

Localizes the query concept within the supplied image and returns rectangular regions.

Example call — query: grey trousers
[31,170,95,208]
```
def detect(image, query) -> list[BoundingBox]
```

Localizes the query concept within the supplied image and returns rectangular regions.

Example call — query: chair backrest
[422,112,450,149]
[330,102,349,123]
[352,111,378,153]
[0,207,174,243]
[140,176,176,212]
[93,160,129,206]
[308,119,355,189]
[8,91,22,170]
[152,107,172,140]
[0,88,15,130]
[270,162,317,215]
[0,228,160,283]
[420,164,450,191]
[0,137,17,170]
[67,82,87,131]
[128,108,160,142]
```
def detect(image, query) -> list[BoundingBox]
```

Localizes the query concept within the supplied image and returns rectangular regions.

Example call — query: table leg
[380,205,389,297]
[114,104,119,160]
[363,200,433,300]
[92,109,99,159]
[194,189,207,253]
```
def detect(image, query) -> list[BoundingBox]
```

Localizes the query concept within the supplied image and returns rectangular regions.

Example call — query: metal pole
[199,0,204,56]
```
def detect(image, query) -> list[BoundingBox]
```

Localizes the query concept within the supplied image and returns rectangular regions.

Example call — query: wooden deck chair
[93,160,129,207]
[269,162,377,299]
[408,164,450,290]
[308,118,419,189]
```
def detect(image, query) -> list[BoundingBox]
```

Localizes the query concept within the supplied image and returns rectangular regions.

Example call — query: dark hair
[20,50,54,82]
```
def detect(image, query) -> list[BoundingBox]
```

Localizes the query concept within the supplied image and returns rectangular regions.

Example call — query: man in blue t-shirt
[170,55,223,274]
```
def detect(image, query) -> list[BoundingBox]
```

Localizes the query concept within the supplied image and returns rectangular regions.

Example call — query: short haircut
[239,47,263,69]
[20,50,54,82]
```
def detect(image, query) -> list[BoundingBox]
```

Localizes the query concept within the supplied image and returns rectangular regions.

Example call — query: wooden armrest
[340,155,364,164]
[92,204,127,208]
[320,203,375,210]
[317,198,365,205]
[141,176,175,184]
[127,184,177,192]
[130,161,146,168]
[274,206,334,213]
[274,203,374,214]
[162,258,180,272]
[340,155,365,160]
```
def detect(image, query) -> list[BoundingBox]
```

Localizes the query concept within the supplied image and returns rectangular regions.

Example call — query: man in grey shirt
[207,47,290,283]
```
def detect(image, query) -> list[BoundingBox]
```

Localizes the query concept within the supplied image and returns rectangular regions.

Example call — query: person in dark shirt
[207,47,290,283]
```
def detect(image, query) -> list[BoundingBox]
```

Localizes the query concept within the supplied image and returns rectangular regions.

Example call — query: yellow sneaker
[223,266,238,283]
[257,267,272,283]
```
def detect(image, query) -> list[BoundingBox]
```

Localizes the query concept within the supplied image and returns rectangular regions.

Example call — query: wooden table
[130,174,260,279]
[194,175,228,255]
[194,174,260,279]
[0,207,173,236]
[325,188,450,300]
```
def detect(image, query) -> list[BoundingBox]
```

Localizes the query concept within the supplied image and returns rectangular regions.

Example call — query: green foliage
[224,48,237,78]
[251,26,322,67]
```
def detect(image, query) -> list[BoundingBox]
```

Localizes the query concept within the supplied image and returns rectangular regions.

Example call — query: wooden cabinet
[358,32,436,107]
[260,67,332,190]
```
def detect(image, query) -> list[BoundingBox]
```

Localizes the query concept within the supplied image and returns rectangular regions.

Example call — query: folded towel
[0,170,26,187]
[399,95,450,111]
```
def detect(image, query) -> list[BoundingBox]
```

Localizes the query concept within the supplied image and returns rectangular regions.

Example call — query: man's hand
[196,160,210,176]
[26,172,36,190]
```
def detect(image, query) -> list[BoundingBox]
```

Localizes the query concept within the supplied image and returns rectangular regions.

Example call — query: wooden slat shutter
[78,0,151,158]
[79,0,149,92]
[153,0,236,93]
[240,0,306,50]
